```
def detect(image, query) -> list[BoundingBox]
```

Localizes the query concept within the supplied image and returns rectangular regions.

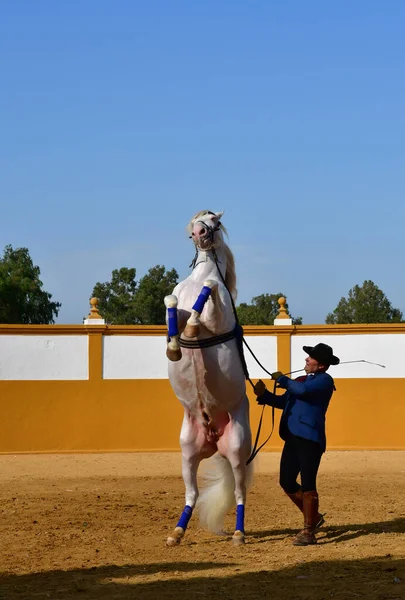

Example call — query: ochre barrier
[1,323,405,452]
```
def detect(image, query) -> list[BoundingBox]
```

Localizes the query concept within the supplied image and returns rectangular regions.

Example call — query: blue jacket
[259,372,335,452]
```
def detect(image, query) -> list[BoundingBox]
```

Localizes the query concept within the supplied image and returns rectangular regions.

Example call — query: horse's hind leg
[228,455,252,546]
[218,397,252,546]
[167,452,200,546]
[167,413,216,546]
[183,281,217,337]
[164,295,182,361]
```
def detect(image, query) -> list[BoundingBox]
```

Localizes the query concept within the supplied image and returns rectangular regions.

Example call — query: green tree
[325,280,403,324]
[236,293,302,325]
[91,265,178,324]
[91,267,138,325]
[132,265,179,325]
[0,245,61,324]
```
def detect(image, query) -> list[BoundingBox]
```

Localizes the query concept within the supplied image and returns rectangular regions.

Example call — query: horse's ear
[215,211,224,220]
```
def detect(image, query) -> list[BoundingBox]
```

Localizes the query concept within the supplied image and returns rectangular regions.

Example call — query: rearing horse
[164,210,252,546]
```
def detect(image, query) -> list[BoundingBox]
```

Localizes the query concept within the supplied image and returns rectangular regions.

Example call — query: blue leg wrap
[236,504,245,533]
[192,286,212,314]
[167,307,179,337]
[176,505,193,530]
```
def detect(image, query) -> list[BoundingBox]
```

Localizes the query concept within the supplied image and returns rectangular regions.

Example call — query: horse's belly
[168,345,246,413]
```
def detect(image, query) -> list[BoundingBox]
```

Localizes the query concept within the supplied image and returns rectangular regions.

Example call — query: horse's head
[187,211,225,251]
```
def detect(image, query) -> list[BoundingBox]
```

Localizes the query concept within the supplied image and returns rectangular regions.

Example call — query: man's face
[304,356,326,373]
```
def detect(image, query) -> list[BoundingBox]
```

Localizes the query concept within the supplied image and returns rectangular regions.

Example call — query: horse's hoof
[166,348,182,361]
[203,279,215,289]
[232,530,245,546]
[164,295,178,308]
[166,536,181,546]
[166,526,184,546]
[183,324,199,338]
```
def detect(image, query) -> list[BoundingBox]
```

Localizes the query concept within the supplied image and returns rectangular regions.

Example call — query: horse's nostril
[200,228,206,235]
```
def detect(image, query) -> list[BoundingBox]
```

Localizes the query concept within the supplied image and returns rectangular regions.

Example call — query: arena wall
[0,322,404,453]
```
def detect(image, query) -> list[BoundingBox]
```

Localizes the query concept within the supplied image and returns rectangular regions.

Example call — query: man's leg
[293,437,323,546]
[279,435,302,512]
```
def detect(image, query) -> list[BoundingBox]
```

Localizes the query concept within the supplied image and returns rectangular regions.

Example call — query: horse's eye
[218,221,221,226]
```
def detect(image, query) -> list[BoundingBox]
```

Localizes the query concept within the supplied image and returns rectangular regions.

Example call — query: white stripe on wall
[292,335,405,378]
[102,335,278,380]
[0,336,89,380]
[103,336,169,379]
[243,336,278,379]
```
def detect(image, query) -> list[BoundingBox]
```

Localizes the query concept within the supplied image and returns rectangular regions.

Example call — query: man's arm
[276,374,333,403]
[253,380,287,409]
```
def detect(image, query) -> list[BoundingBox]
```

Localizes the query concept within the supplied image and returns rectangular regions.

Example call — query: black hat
[303,343,340,366]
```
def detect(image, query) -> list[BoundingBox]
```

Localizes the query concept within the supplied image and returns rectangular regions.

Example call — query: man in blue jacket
[253,343,339,546]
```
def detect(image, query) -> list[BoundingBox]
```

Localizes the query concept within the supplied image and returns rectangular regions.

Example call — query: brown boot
[293,491,319,546]
[286,489,325,528]
[286,489,304,511]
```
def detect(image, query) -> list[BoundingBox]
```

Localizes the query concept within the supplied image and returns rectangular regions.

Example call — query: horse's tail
[196,453,254,534]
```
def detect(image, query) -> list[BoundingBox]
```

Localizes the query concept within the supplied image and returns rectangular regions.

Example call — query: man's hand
[271,371,283,380]
[253,379,267,397]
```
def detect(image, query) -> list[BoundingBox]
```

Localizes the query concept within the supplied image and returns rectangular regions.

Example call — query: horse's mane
[223,243,237,301]
[187,211,237,300]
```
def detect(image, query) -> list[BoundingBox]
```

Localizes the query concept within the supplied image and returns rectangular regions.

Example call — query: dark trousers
[279,433,323,493]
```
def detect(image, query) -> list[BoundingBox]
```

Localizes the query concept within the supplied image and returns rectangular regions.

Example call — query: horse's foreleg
[183,280,217,338]
[164,295,182,361]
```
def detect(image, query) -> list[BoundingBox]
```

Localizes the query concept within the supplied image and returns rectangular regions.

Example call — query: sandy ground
[0,451,404,600]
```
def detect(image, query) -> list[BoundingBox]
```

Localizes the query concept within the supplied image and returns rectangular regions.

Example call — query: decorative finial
[84,297,105,325]
[274,296,293,326]
[88,297,101,319]
[277,296,290,319]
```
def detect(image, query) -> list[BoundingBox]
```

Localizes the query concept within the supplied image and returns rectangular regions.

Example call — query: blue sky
[1,1,404,324]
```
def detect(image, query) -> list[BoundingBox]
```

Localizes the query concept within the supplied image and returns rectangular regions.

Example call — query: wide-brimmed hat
[303,343,340,366]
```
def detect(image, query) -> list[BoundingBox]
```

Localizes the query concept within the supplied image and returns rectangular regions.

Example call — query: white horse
[164,210,252,546]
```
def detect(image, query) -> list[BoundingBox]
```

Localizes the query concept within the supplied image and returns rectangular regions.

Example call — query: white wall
[0,335,88,380]
[2,331,401,381]
[242,336,278,379]
[102,335,277,380]
[103,336,169,379]
[292,335,405,378]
